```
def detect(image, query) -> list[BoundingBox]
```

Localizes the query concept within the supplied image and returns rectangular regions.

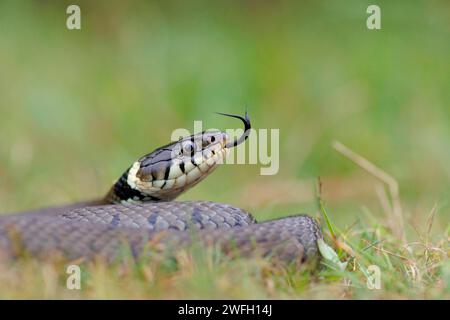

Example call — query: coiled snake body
[0,113,322,266]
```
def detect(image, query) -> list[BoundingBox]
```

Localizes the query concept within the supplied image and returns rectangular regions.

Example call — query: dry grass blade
[332,141,406,244]
[426,203,438,240]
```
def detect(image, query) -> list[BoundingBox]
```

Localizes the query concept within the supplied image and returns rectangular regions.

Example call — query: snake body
[0,113,322,266]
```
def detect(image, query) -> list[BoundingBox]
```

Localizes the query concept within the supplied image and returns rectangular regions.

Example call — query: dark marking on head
[164,165,171,180]
[107,167,162,203]
[179,162,185,174]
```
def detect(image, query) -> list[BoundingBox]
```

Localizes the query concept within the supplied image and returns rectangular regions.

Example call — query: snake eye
[201,133,218,148]
[182,141,195,156]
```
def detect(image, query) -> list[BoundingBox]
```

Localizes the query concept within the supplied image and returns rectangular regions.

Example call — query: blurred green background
[0,0,448,236]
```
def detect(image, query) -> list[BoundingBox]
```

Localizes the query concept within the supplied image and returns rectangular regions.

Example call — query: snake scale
[0,113,322,266]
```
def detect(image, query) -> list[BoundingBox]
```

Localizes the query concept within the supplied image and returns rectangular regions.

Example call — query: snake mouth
[216,111,251,149]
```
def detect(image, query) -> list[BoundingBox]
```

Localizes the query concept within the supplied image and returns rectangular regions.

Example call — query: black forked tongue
[216,111,251,148]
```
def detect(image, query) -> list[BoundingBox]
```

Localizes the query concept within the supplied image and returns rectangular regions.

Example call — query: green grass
[0,0,448,299]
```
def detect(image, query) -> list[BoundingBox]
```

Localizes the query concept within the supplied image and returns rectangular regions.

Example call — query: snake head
[107,112,251,204]
[116,130,231,203]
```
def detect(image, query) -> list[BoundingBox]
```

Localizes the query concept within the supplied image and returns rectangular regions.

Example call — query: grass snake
[0,113,322,266]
